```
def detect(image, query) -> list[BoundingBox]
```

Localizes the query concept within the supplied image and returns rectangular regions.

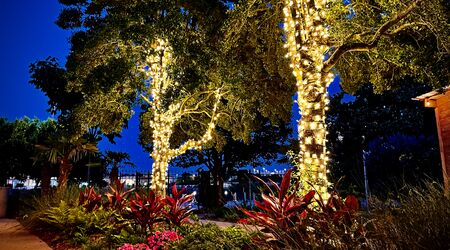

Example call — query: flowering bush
[147,230,183,250]
[116,231,182,250]
[117,243,150,250]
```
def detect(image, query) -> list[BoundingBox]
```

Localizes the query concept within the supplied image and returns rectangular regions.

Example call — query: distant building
[414,86,450,190]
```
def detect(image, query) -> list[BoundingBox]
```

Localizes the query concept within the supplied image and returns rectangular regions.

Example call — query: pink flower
[147,230,183,250]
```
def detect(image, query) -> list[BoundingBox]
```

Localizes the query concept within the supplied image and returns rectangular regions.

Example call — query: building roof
[413,85,450,101]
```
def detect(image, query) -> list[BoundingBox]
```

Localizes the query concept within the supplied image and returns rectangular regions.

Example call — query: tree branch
[323,0,423,72]
[170,89,223,157]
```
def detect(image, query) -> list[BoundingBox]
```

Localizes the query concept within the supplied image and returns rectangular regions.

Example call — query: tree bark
[217,174,224,207]
[57,158,73,190]
[41,163,52,196]
[151,150,170,196]
[296,79,329,196]
[283,1,332,198]
[110,165,119,185]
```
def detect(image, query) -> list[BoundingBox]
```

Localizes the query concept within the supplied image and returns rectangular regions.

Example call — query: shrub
[308,192,366,249]
[78,187,102,212]
[239,169,365,249]
[147,230,183,249]
[171,223,253,250]
[163,185,194,228]
[128,191,165,233]
[23,185,81,228]
[368,182,450,249]
[105,180,135,210]
[38,200,128,244]
[238,169,315,248]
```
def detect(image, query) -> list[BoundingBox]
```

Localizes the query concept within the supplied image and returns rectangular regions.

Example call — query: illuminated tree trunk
[150,111,173,195]
[151,153,170,195]
[283,0,333,197]
[141,39,222,196]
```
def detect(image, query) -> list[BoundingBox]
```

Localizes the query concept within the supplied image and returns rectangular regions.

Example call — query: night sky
[0,1,343,174]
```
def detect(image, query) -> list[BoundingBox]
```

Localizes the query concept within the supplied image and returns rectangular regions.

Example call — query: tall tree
[229,0,449,195]
[0,117,59,191]
[31,0,294,195]
[35,129,99,190]
[0,117,38,186]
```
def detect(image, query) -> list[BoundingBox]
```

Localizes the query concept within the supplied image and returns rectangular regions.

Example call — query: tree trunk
[110,165,119,185]
[151,151,170,196]
[57,159,73,190]
[212,150,224,208]
[296,83,330,196]
[217,175,224,207]
[41,163,52,196]
[283,1,333,198]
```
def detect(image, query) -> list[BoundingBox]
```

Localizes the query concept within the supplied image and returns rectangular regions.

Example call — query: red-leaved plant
[239,170,366,248]
[238,169,316,248]
[105,180,134,210]
[128,191,165,233]
[308,191,365,248]
[163,185,194,228]
[78,187,102,212]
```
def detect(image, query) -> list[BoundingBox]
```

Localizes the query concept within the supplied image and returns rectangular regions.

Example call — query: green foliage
[327,83,441,194]
[0,117,57,185]
[26,180,199,249]
[324,0,450,92]
[32,0,294,158]
[39,201,128,245]
[368,182,450,249]
[24,184,138,248]
[23,185,83,226]
[29,57,81,116]
[172,223,253,250]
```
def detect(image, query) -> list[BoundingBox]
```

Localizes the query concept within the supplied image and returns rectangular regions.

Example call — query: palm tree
[36,135,98,190]
[103,150,135,184]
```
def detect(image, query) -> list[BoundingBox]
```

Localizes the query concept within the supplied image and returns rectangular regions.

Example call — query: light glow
[138,38,222,196]
[283,0,334,199]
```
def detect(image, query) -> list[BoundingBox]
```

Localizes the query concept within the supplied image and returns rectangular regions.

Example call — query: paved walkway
[199,219,262,232]
[0,219,51,250]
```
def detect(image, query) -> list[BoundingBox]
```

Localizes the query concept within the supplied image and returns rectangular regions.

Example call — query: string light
[283,0,335,199]
[138,38,222,196]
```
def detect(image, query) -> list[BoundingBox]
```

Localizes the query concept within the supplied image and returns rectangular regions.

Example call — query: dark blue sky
[0,1,343,174]
[0,1,152,173]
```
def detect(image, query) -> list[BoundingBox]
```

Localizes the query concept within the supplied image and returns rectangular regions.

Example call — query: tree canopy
[0,117,57,186]
[31,0,294,163]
